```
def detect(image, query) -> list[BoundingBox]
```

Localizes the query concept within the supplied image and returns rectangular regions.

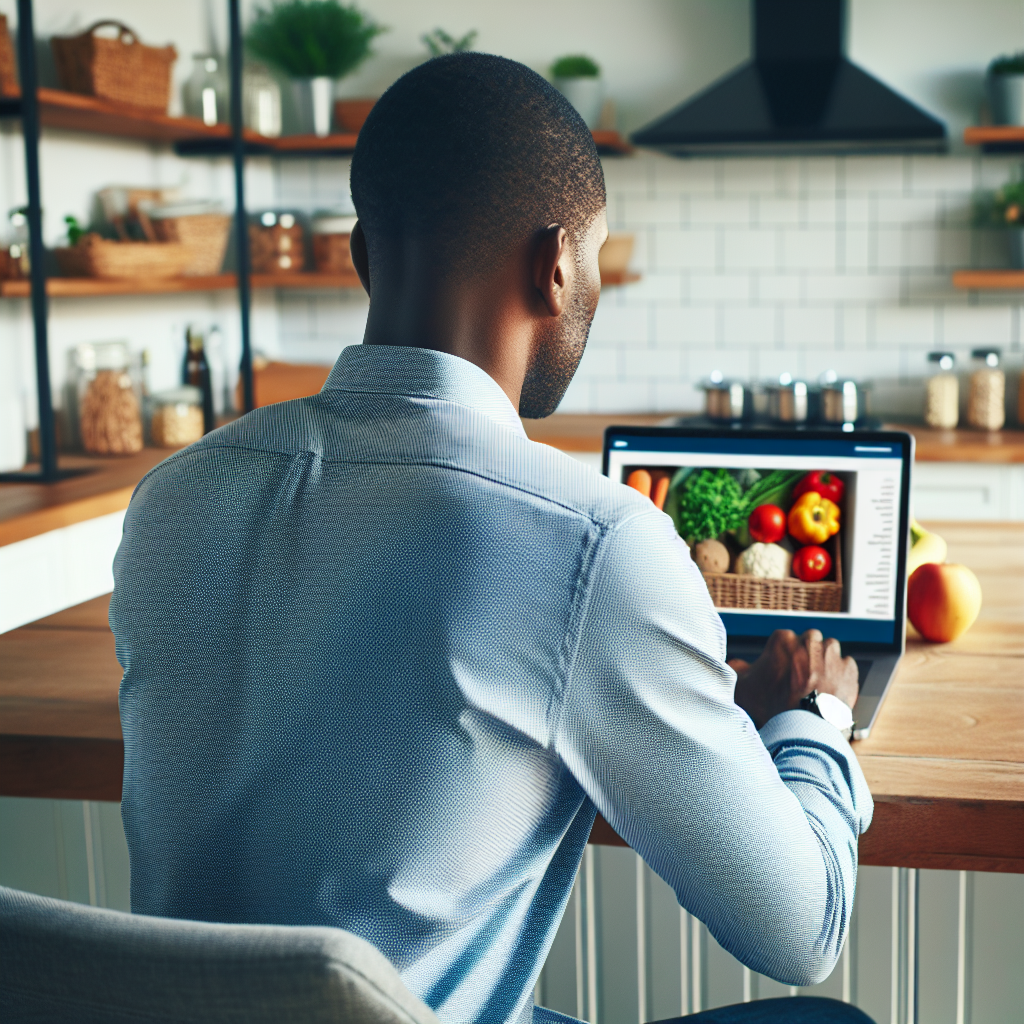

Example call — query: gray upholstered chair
[0,885,440,1024]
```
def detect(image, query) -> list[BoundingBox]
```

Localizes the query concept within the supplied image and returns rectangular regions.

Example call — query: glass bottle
[967,348,1005,431]
[243,62,282,138]
[924,352,958,429]
[183,328,215,434]
[183,55,228,126]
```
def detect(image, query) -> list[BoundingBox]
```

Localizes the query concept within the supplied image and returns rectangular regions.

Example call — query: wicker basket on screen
[147,210,231,276]
[702,543,843,613]
[51,21,176,111]
[54,234,192,279]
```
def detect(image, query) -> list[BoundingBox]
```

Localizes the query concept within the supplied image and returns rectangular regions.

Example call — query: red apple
[907,562,982,643]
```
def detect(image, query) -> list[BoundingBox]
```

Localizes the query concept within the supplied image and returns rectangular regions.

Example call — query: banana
[907,519,947,577]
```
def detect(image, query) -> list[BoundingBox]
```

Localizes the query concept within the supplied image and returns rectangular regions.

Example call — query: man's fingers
[727,658,751,673]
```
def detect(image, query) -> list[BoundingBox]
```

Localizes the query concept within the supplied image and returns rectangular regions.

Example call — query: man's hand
[729,629,858,730]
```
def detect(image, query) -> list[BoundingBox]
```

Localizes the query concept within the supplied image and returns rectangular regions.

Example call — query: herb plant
[989,52,1024,76]
[422,28,477,57]
[551,55,600,79]
[246,1,385,79]
[64,215,85,245]
[977,179,1024,228]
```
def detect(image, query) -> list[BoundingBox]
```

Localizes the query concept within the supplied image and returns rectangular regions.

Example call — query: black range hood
[632,0,946,156]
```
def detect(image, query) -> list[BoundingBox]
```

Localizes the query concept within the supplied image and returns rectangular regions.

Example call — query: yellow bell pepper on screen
[788,491,840,545]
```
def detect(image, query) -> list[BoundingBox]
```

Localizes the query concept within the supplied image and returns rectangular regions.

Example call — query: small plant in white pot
[551,54,602,129]
[987,52,1024,127]
[246,0,384,137]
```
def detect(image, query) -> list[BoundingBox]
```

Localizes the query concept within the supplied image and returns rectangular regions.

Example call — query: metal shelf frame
[1,0,256,482]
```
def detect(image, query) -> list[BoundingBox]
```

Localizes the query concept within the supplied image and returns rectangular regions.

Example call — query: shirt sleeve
[552,508,874,987]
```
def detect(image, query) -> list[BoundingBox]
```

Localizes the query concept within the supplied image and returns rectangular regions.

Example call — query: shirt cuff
[759,708,855,756]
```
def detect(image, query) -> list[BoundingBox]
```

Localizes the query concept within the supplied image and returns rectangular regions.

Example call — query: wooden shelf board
[0,269,641,297]
[0,271,363,298]
[592,130,634,155]
[952,270,1024,290]
[964,125,1024,147]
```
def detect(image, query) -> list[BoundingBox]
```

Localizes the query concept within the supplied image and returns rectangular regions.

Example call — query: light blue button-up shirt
[112,344,872,1024]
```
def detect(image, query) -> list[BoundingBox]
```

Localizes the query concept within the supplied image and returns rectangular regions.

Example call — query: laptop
[602,426,914,739]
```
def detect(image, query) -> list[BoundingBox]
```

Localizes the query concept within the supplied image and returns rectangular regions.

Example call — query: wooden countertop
[1,522,1021,872]
[3,419,1023,548]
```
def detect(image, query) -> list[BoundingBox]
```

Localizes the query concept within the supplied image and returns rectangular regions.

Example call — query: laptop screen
[604,429,912,650]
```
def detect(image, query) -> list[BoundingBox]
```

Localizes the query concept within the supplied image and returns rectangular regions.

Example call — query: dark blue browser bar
[606,434,903,459]
[719,612,897,645]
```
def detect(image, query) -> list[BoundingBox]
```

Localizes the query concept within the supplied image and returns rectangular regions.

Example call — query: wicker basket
[702,542,844,613]
[51,21,176,112]
[149,213,231,276]
[54,234,193,279]
[0,15,18,97]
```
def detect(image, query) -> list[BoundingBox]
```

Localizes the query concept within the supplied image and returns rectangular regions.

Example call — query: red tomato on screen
[748,504,787,543]
[793,545,832,582]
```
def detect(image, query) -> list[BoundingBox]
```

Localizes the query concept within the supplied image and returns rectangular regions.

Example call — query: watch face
[816,691,855,732]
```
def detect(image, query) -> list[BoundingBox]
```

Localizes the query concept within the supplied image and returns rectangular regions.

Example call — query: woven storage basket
[0,15,18,97]
[51,21,175,111]
[702,542,843,613]
[55,234,192,279]
[150,213,231,276]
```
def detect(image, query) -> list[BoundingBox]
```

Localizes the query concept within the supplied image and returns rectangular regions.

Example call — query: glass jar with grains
[149,387,205,448]
[967,348,1005,431]
[924,351,958,429]
[249,211,305,273]
[68,341,143,455]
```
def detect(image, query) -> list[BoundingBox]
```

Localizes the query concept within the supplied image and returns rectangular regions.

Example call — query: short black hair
[351,53,606,277]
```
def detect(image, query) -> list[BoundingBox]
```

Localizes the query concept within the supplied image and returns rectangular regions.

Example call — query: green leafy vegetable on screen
[678,469,746,542]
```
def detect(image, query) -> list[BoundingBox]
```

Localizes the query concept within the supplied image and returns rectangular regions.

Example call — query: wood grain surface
[1,526,1021,872]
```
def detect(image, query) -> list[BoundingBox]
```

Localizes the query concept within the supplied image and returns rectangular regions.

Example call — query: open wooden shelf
[952,270,1024,290]
[0,270,363,299]
[1,267,640,299]
[0,89,630,158]
[963,126,1024,151]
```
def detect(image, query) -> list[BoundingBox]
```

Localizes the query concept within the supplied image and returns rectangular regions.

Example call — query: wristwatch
[798,690,855,740]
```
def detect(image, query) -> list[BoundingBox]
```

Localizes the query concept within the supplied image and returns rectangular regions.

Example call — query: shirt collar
[322,344,527,437]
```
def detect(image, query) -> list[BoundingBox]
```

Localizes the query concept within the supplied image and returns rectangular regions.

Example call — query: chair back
[0,885,440,1024]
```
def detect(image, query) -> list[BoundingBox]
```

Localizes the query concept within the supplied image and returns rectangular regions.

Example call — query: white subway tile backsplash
[721,228,779,270]
[875,307,938,349]
[272,150,1021,414]
[653,228,717,271]
[689,274,752,303]
[689,196,754,226]
[782,307,836,349]
[944,306,1014,349]
[781,229,837,271]
[722,306,777,348]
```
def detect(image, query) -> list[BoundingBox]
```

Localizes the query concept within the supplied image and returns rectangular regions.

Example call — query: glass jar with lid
[249,211,306,273]
[149,386,205,448]
[967,348,1005,431]
[924,351,959,429]
[65,341,143,455]
[183,54,229,126]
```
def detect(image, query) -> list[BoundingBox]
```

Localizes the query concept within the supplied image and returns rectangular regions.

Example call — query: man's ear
[350,220,371,297]
[532,224,569,317]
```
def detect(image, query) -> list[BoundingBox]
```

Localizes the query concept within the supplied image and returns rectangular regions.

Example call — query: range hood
[632,0,946,156]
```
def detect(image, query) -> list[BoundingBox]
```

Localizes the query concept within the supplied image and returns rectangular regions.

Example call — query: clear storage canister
[925,351,959,429]
[67,341,143,455]
[149,386,205,448]
[967,348,1005,431]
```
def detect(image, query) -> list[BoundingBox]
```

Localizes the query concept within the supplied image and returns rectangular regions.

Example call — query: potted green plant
[987,52,1024,126]
[246,0,384,137]
[421,28,477,57]
[551,54,602,129]
[980,179,1024,268]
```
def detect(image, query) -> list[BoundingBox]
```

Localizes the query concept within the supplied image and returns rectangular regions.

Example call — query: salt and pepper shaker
[967,349,1005,432]
[925,352,959,429]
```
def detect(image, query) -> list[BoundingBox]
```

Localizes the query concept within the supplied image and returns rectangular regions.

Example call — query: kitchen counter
[3,419,1023,547]
[1,522,1021,872]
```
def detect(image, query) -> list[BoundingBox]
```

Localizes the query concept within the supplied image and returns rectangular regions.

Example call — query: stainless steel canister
[701,378,746,421]
[821,379,864,424]
[767,377,809,423]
